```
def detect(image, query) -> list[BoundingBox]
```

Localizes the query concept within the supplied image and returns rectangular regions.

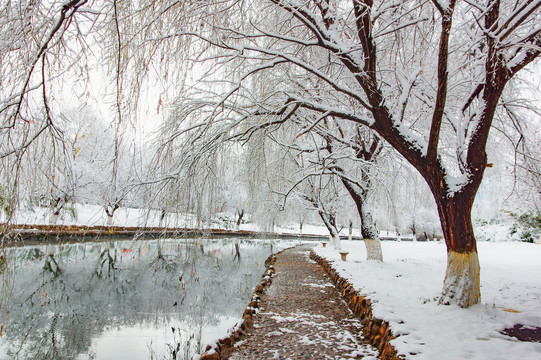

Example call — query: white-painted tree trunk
[107,215,114,226]
[359,203,383,261]
[49,213,59,225]
[439,251,481,308]
[333,235,341,250]
[364,238,383,261]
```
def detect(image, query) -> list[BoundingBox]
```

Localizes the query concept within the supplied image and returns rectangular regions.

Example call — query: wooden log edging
[196,247,289,360]
[310,251,406,360]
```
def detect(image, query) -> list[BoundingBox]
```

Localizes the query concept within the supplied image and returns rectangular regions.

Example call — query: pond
[0,238,301,360]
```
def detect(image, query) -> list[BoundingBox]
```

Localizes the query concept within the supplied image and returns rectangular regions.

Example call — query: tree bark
[105,202,120,227]
[434,190,480,307]
[159,209,166,228]
[440,250,480,307]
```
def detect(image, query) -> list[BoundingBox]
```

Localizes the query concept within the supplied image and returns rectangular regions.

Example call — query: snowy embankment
[314,241,541,360]
[4,204,199,228]
[3,204,342,239]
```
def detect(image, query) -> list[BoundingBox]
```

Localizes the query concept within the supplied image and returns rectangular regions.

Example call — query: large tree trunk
[441,250,480,307]
[436,193,480,308]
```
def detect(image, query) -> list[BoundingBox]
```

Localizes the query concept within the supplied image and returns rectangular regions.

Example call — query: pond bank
[1,224,339,245]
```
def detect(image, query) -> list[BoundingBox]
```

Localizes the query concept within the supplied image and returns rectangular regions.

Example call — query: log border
[310,250,406,360]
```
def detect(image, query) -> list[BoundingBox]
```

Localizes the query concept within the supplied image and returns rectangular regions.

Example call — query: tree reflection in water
[0,238,291,360]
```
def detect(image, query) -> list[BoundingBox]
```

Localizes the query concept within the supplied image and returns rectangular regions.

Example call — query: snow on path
[229,246,379,360]
[315,241,541,360]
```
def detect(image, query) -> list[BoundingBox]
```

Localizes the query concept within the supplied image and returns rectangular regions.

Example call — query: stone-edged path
[227,245,379,359]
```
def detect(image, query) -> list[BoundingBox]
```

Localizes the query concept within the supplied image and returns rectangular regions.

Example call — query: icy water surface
[0,238,297,360]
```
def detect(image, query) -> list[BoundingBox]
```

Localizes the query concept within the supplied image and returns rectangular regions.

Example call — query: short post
[339,251,349,261]
[322,242,327,248]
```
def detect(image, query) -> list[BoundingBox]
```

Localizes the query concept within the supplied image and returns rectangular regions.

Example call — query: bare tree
[324,123,385,261]
[164,0,540,307]
[300,175,343,249]
[273,116,386,259]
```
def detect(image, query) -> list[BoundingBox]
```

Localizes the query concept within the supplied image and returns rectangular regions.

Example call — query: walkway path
[227,245,379,359]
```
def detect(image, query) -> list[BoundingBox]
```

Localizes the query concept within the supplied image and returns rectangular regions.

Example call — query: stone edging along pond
[310,251,406,360]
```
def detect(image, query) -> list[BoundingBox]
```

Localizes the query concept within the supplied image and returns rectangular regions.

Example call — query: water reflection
[0,238,297,360]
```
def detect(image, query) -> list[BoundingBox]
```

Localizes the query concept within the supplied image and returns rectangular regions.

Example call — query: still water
[0,238,299,360]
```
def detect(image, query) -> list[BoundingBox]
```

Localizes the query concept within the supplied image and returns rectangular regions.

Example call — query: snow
[445,172,469,197]
[4,203,200,228]
[3,202,345,238]
[7,203,537,245]
[475,221,540,243]
[314,240,541,360]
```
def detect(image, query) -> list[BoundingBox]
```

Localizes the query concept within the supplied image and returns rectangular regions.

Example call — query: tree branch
[427,0,456,162]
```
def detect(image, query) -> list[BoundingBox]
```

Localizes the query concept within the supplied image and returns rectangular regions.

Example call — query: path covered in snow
[228,245,379,359]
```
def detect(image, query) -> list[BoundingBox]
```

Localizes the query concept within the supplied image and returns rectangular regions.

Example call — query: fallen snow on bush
[315,241,541,360]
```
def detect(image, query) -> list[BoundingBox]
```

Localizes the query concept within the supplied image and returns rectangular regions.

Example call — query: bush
[520,230,534,243]
[512,212,540,243]
[517,212,541,229]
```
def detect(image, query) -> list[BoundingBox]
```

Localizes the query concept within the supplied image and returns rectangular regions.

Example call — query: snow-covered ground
[3,203,205,228]
[314,241,541,360]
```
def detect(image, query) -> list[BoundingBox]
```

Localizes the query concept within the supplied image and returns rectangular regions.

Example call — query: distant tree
[276,116,386,259]
[300,175,343,249]
[324,123,385,261]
